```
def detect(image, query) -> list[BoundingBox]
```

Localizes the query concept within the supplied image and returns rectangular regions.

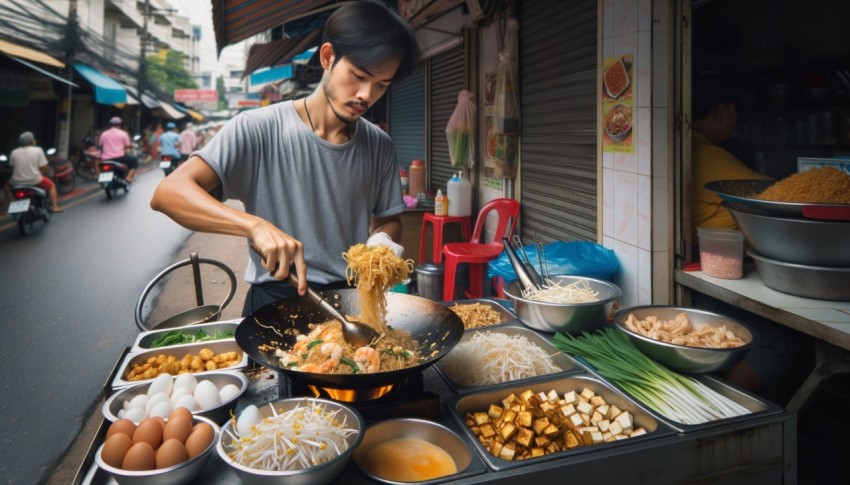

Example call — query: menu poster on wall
[602,54,634,153]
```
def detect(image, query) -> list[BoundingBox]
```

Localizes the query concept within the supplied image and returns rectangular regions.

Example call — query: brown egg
[156,438,188,469]
[150,416,166,430]
[162,415,193,444]
[132,418,163,450]
[106,418,137,440]
[101,433,133,469]
[184,422,215,459]
[168,406,192,422]
[122,441,156,470]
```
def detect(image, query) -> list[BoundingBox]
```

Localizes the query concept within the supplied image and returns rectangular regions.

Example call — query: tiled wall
[601,0,673,307]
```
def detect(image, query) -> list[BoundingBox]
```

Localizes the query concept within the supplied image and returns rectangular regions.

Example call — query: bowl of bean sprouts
[215,397,364,484]
[504,275,622,334]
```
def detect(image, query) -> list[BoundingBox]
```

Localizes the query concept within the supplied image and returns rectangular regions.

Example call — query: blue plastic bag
[488,241,619,283]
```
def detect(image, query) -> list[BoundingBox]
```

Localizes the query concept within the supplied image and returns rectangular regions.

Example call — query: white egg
[127,394,148,410]
[117,409,126,419]
[147,373,173,398]
[218,384,242,403]
[193,380,221,409]
[173,394,200,412]
[170,387,192,405]
[149,400,173,419]
[145,392,171,416]
[236,405,261,436]
[124,407,147,423]
[173,374,198,394]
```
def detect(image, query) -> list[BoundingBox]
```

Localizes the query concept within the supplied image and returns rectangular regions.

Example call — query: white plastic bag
[492,18,520,134]
[445,90,476,167]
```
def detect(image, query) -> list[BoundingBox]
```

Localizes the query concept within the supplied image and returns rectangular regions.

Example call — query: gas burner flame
[308,384,395,402]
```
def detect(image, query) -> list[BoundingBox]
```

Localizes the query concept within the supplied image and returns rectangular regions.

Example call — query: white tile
[603,167,615,237]
[651,175,670,252]
[638,0,652,31]
[613,0,639,36]
[610,239,639,307]
[652,31,670,109]
[613,32,638,58]
[604,38,614,59]
[652,250,672,303]
[637,107,652,175]
[604,0,615,39]
[651,107,671,177]
[637,30,651,107]
[613,150,637,173]
[613,170,638,245]
[638,247,652,303]
[652,0,670,33]
[637,174,651,250]
[603,151,614,169]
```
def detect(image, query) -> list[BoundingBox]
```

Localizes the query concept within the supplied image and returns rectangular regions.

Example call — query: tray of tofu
[444,374,675,471]
[110,340,248,391]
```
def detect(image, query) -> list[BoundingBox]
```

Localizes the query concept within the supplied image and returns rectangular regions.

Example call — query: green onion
[306,339,324,349]
[552,329,751,425]
[340,356,359,374]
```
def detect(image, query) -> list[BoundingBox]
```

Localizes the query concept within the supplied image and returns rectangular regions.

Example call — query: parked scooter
[46,148,75,194]
[98,160,130,200]
[76,146,100,180]
[1,155,52,235]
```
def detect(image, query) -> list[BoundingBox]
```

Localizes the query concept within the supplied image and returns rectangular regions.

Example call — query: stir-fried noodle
[343,244,413,332]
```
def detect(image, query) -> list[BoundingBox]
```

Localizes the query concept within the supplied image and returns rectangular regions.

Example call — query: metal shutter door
[388,68,425,171]
[519,0,598,243]
[429,47,466,193]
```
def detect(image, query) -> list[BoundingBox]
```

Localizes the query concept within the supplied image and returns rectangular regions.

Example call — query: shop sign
[29,75,56,100]
[0,70,29,106]
[602,54,634,153]
[174,89,218,104]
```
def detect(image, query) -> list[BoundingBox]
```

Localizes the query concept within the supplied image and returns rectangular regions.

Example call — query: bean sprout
[521,278,600,303]
[224,399,358,471]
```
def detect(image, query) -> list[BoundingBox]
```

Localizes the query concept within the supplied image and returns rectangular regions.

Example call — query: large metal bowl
[726,203,850,267]
[503,275,622,334]
[748,249,850,301]
[215,398,364,485]
[352,418,474,484]
[613,306,756,373]
[94,415,219,485]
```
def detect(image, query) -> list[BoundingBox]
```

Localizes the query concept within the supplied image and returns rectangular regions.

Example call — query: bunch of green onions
[553,329,751,425]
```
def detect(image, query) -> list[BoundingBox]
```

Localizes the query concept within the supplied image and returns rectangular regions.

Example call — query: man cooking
[150,1,420,316]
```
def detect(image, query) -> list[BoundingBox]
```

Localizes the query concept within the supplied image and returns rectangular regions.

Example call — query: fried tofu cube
[607,405,622,420]
[539,400,557,414]
[598,419,611,432]
[581,414,591,427]
[530,447,545,458]
[503,409,517,424]
[615,411,633,430]
[560,403,576,417]
[603,431,614,442]
[543,423,560,439]
[568,413,584,428]
[499,422,518,441]
[546,389,560,401]
[609,421,623,436]
[592,410,604,424]
[499,443,516,460]
[480,423,496,439]
[596,404,610,417]
[473,412,491,426]
[488,404,504,419]
[502,393,517,408]
[564,431,581,449]
[590,430,604,444]
[576,400,593,415]
[590,395,606,408]
[491,441,504,457]
[580,388,596,401]
[517,410,533,428]
[465,415,475,427]
[563,390,578,404]
[532,417,550,435]
[470,426,482,436]
[519,389,535,403]
[630,427,647,437]
[516,427,534,448]
[534,435,551,448]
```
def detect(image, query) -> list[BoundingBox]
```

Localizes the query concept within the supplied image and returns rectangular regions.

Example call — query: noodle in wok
[343,244,413,332]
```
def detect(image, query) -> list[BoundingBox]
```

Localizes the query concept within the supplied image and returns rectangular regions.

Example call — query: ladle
[250,245,379,347]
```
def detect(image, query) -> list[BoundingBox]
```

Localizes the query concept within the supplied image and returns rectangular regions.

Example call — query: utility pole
[59,0,79,159]
[136,0,150,134]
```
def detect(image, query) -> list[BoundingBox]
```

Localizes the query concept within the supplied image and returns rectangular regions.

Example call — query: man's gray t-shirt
[196,100,404,285]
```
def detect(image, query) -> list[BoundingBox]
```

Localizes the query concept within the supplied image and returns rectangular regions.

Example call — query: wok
[235,289,464,389]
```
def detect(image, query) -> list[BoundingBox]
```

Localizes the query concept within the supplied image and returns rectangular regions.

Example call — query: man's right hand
[249,220,307,295]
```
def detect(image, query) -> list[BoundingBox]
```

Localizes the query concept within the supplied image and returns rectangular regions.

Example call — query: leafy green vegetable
[148,327,235,348]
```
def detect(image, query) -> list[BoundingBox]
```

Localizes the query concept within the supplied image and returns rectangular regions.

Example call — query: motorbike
[160,153,179,176]
[76,147,101,180]
[46,148,75,194]
[1,155,52,235]
[98,160,130,200]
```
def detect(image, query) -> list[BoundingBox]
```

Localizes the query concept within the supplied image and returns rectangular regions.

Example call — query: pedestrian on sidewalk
[151,0,420,315]
[8,131,63,212]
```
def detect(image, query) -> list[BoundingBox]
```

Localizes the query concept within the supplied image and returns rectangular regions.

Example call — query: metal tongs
[502,236,543,291]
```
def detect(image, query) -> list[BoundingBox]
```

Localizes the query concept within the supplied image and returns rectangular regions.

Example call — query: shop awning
[248,64,294,92]
[74,63,127,105]
[212,0,333,54]
[174,104,205,121]
[159,100,186,119]
[125,86,161,109]
[0,39,77,87]
[245,29,321,76]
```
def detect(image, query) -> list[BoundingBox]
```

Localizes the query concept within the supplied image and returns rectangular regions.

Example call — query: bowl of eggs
[216,397,365,485]
[103,371,247,425]
[95,409,219,484]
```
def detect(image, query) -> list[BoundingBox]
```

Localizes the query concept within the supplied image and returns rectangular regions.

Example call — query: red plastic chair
[441,198,520,301]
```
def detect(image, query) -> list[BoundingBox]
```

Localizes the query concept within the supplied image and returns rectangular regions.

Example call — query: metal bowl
[726,203,850,266]
[216,398,364,485]
[504,275,622,334]
[748,249,850,301]
[352,418,473,484]
[103,371,248,425]
[94,415,219,485]
[613,306,756,373]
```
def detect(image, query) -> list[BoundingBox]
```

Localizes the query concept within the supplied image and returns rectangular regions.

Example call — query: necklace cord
[304,97,351,141]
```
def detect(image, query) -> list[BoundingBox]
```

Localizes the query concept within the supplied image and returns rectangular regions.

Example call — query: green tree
[145,50,198,98]
[216,75,226,110]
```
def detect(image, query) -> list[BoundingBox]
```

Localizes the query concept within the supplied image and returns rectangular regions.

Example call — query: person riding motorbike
[8,131,63,212]
[99,117,139,183]
[159,122,181,161]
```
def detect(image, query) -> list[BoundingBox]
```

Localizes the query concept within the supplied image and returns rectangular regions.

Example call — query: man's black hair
[323,0,421,82]
[692,71,737,121]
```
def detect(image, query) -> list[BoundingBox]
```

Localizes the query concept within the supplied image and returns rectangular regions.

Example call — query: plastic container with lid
[697,227,744,280]
[447,171,471,217]
[408,160,426,197]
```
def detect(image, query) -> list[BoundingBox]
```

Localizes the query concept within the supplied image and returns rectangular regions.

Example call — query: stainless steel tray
[434,325,583,393]
[131,321,238,350]
[110,340,249,390]
[444,374,674,472]
[441,298,517,327]
[583,365,783,433]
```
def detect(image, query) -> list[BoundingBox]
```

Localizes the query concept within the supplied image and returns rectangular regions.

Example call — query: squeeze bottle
[447,171,472,216]
[434,189,448,216]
